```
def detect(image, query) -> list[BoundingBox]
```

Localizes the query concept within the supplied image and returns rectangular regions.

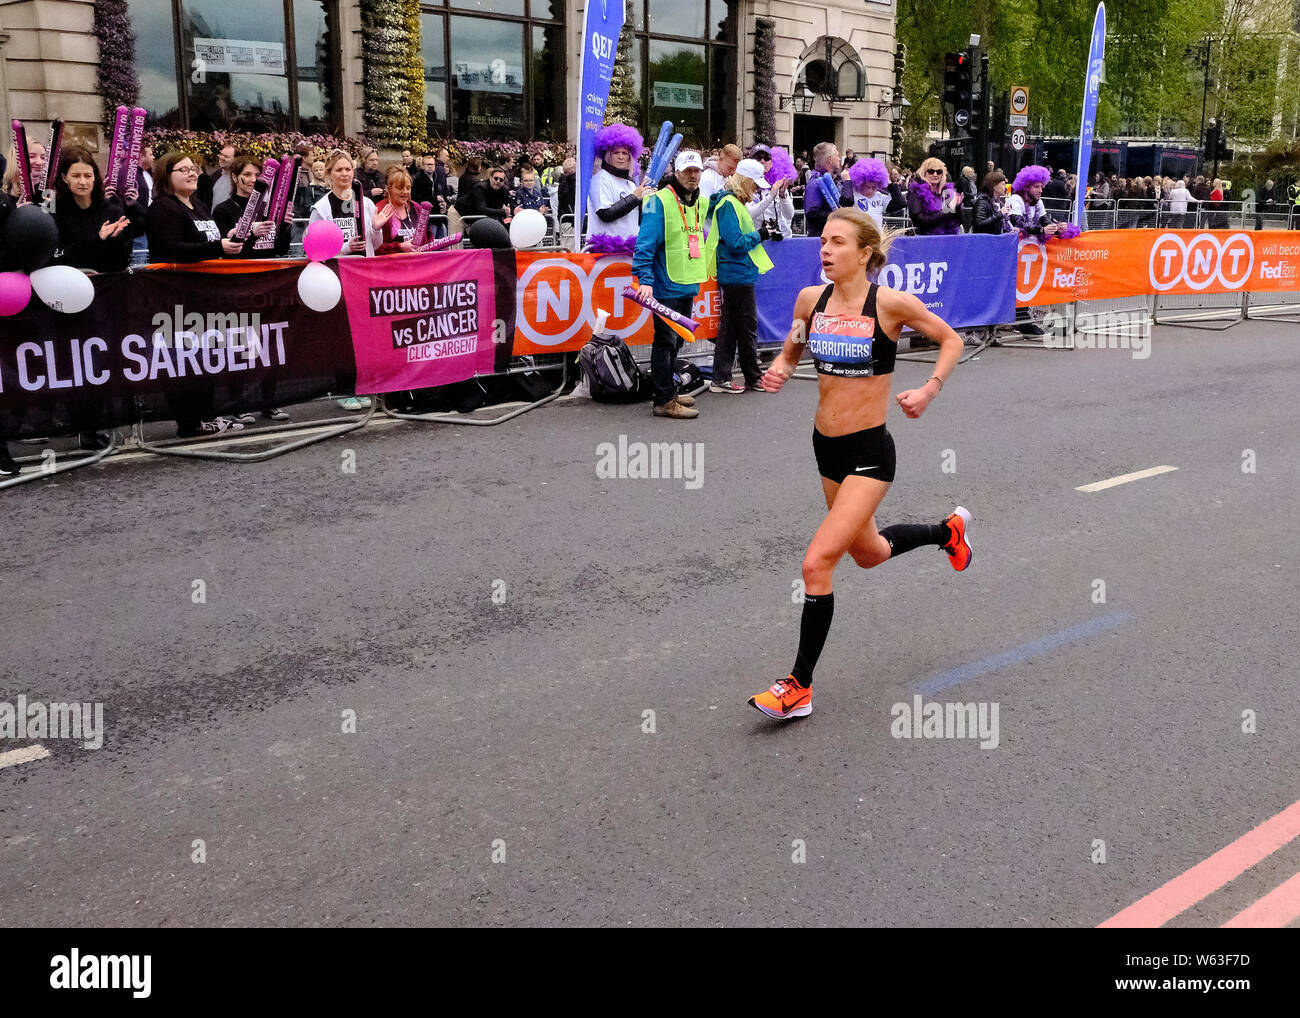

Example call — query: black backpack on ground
[579,332,650,403]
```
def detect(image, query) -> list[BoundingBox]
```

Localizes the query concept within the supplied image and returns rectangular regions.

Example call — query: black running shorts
[813,424,896,484]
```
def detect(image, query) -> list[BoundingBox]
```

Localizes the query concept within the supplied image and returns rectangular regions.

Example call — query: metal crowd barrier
[381,355,571,427]
[0,430,121,490]
[133,396,378,462]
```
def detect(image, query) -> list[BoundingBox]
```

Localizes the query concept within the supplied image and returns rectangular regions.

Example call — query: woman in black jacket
[213,156,290,259]
[52,148,136,274]
[971,170,1012,235]
[213,155,291,422]
[144,151,246,437]
[145,151,244,264]
[51,148,138,449]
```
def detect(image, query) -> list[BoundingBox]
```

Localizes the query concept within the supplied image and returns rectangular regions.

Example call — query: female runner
[751,208,973,719]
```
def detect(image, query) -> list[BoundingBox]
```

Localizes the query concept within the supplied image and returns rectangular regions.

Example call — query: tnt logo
[516,255,648,347]
[1148,232,1254,292]
[1016,238,1048,302]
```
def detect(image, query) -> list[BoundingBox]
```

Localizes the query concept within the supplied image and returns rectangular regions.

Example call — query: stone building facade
[0,0,896,161]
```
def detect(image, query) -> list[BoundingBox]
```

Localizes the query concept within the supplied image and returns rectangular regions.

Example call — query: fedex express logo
[1149,232,1254,291]
[516,256,717,347]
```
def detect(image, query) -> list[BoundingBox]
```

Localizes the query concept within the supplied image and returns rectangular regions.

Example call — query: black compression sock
[878,522,946,558]
[791,591,834,688]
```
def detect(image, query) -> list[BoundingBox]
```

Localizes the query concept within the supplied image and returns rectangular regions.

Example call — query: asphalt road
[3,317,1298,927]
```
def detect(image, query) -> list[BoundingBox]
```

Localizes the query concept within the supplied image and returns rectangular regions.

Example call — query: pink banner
[338,251,499,393]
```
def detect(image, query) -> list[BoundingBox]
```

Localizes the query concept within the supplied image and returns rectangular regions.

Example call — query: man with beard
[633,151,709,420]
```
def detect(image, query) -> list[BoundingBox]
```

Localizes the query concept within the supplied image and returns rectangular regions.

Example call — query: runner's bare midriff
[814,373,890,436]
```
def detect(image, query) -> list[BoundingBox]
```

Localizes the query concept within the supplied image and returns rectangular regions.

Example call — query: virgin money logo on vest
[1148,232,1254,291]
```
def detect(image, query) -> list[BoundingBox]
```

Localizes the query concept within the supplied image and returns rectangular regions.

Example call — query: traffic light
[1204,119,1219,162]
[943,52,965,108]
[1216,127,1231,162]
[957,51,974,110]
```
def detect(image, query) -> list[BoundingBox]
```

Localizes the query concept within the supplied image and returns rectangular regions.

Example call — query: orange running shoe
[748,676,812,719]
[940,506,972,571]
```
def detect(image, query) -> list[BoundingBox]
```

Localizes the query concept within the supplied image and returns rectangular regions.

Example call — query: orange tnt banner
[513,251,720,355]
[1018,229,1300,308]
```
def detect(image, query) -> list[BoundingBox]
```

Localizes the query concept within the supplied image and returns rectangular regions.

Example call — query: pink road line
[1098,797,1300,928]
[1221,870,1300,928]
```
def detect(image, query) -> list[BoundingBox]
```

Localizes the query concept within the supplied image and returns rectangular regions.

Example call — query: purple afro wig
[594,123,644,162]
[766,146,797,187]
[1012,164,1051,194]
[849,158,890,192]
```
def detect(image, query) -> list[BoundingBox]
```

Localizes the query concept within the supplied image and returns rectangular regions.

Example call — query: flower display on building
[361,0,427,150]
[93,0,140,129]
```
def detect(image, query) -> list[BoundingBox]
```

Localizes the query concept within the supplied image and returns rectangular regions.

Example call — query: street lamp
[780,82,816,114]
[876,87,911,122]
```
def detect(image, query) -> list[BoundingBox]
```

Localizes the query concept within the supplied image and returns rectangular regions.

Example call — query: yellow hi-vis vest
[705,192,775,277]
[651,186,709,285]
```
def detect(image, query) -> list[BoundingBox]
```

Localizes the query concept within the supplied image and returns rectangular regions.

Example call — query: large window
[648,40,706,142]
[448,15,525,138]
[420,12,448,137]
[426,3,565,141]
[292,0,336,134]
[127,0,181,126]
[531,25,565,141]
[125,0,340,133]
[624,0,737,147]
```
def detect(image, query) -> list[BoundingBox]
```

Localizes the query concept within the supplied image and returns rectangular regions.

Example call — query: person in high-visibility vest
[704,158,779,394]
[632,150,710,419]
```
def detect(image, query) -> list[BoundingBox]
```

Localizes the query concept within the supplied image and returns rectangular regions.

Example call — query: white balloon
[30,265,94,314]
[297,261,342,312]
[509,209,548,249]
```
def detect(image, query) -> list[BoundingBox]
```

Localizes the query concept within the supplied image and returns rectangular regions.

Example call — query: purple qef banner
[1074,4,1107,229]
[574,0,625,251]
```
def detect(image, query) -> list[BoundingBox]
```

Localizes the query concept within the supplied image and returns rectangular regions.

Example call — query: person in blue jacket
[704,158,780,393]
[633,150,709,420]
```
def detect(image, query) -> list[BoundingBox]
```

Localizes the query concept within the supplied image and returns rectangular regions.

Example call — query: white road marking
[1076,465,1178,492]
[0,745,50,769]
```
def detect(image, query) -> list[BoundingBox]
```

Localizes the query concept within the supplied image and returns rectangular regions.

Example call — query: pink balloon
[303,219,345,262]
[0,271,31,316]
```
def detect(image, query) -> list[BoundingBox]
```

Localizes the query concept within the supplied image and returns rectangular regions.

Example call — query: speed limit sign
[1011,127,1027,151]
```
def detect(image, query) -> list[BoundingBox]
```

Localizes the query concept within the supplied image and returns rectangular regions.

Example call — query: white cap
[735,159,771,190]
[674,150,703,172]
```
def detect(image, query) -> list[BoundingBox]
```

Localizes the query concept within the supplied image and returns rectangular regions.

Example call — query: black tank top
[807,283,897,377]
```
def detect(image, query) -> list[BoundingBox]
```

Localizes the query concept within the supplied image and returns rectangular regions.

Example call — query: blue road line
[917,608,1135,696]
